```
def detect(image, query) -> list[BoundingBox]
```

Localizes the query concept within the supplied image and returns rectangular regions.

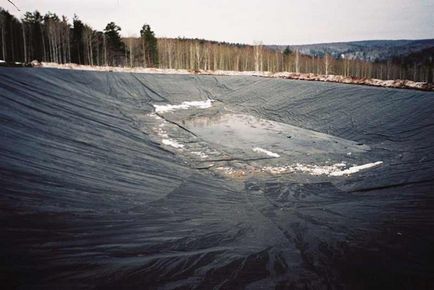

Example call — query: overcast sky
[5,0,434,45]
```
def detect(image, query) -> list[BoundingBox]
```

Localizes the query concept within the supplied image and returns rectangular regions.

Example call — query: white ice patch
[252,147,280,158]
[156,128,168,138]
[153,100,213,113]
[162,139,184,149]
[191,151,209,158]
[216,166,246,176]
[293,163,345,176]
[329,161,383,176]
[260,161,382,176]
[261,166,292,174]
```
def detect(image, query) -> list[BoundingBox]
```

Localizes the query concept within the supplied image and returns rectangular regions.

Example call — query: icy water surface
[184,113,369,155]
[147,105,383,179]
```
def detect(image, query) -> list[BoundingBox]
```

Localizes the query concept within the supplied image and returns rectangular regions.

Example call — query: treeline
[0,7,157,67]
[0,6,432,83]
[387,47,434,83]
[153,40,433,82]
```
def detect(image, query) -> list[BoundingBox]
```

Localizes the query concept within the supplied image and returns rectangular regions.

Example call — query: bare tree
[128,37,133,67]
[103,33,107,66]
[253,42,263,71]
[295,49,300,73]
[324,53,332,75]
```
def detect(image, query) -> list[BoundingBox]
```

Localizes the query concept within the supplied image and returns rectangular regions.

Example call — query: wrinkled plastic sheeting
[1,68,434,289]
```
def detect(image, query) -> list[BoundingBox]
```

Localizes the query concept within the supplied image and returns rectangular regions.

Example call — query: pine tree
[0,7,24,62]
[104,22,126,66]
[283,46,292,56]
[71,15,84,64]
[22,11,44,62]
[140,24,158,67]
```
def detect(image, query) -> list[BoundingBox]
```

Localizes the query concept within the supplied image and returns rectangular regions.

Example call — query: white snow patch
[216,166,236,175]
[156,128,168,138]
[329,161,383,176]
[162,139,184,149]
[215,161,382,178]
[260,161,382,176]
[216,166,246,176]
[252,147,280,158]
[153,100,213,113]
[291,163,348,176]
[38,62,192,74]
[148,113,170,138]
[191,151,209,158]
[334,162,347,167]
[36,62,432,91]
[262,166,293,174]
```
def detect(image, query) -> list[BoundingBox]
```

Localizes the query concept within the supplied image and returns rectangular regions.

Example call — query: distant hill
[268,39,434,62]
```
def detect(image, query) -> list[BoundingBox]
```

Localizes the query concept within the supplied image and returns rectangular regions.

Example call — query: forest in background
[0,7,433,83]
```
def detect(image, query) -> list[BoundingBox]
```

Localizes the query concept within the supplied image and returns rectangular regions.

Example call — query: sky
[5,0,434,45]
